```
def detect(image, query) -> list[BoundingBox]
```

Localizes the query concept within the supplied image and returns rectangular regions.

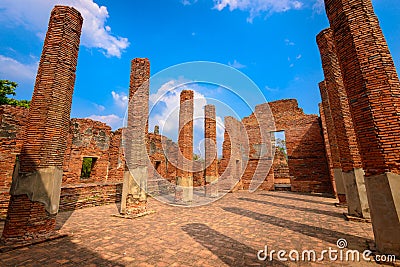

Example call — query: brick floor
[0,191,388,266]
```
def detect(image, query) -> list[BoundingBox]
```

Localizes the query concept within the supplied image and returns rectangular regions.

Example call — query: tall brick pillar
[121,58,150,215]
[1,6,83,244]
[319,103,338,198]
[204,105,218,197]
[324,0,400,255]
[175,90,194,203]
[318,81,346,204]
[317,28,370,218]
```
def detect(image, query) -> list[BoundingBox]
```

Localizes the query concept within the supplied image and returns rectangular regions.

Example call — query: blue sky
[1,0,399,155]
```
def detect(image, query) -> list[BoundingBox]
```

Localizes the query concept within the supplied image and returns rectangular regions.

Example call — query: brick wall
[268,99,333,194]
[0,105,29,219]
[63,119,112,184]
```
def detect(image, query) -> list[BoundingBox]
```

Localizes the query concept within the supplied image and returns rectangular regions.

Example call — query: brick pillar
[1,6,82,244]
[324,0,400,255]
[318,103,338,199]
[121,58,150,215]
[175,90,194,203]
[204,105,218,197]
[318,81,346,204]
[317,28,370,218]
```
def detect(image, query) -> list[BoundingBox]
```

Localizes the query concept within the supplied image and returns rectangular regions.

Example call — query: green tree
[0,80,30,108]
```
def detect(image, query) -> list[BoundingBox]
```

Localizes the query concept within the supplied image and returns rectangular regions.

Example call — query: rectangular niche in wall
[80,157,97,180]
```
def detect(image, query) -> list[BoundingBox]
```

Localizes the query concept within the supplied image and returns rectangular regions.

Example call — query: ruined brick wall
[63,119,112,184]
[219,116,249,191]
[107,129,125,182]
[268,99,333,194]
[241,112,274,191]
[59,182,122,212]
[147,132,178,183]
[0,105,29,219]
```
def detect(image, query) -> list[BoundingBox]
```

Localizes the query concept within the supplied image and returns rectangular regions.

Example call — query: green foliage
[81,157,95,179]
[0,80,30,108]
[275,138,288,159]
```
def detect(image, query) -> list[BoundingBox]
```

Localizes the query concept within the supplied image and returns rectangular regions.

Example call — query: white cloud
[213,0,304,22]
[87,114,123,129]
[312,0,324,14]
[296,54,302,60]
[149,80,207,140]
[93,103,106,112]
[285,39,295,46]
[111,91,129,109]
[0,0,129,58]
[0,55,38,85]
[181,0,198,6]
[265,85,279,92]
[228,60,246,69]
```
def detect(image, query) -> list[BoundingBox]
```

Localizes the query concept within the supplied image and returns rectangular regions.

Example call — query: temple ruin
[0,0,399,260]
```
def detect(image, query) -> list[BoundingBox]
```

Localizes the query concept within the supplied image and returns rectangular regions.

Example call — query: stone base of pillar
[1,165,63,245]
[333,168,346,204]
[121,170,147,215]
[175,176,193,203]
[342,168,370,219]
[365,172,400,256]
[205,176,218,198]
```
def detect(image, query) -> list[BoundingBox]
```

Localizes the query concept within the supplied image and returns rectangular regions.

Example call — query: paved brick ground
[0,191,389,266]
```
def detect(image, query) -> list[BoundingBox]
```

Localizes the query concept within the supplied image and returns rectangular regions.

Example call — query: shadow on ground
[182,223,287,266]
[238,197,346,220]
[0,236,123,267]
[222,206,371,252]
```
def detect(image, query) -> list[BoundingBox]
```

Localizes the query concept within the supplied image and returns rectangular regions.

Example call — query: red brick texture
[318,103,337,197]
[63,119,112,184]
[324,0,400,254]
[122,58,150,214]
[0,106,29,219]
[324,0,400,176]
[318,81,341,170]
[176,90,194,179]
[204,105,218,195]
[317,28,362,172]
[20,6,83,173]
[1,6,83,243]
[241,111,274,191]
[269,100,333,194]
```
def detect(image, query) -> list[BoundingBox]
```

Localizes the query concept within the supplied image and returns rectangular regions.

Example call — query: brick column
[1,6,82,244]
[324,0,400,255]
[319,103,338,199]
[204,105,218,197]
[317,28,370,218]
[318,81,346,204]
[121,58,150,215]
[175,90,194,203]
